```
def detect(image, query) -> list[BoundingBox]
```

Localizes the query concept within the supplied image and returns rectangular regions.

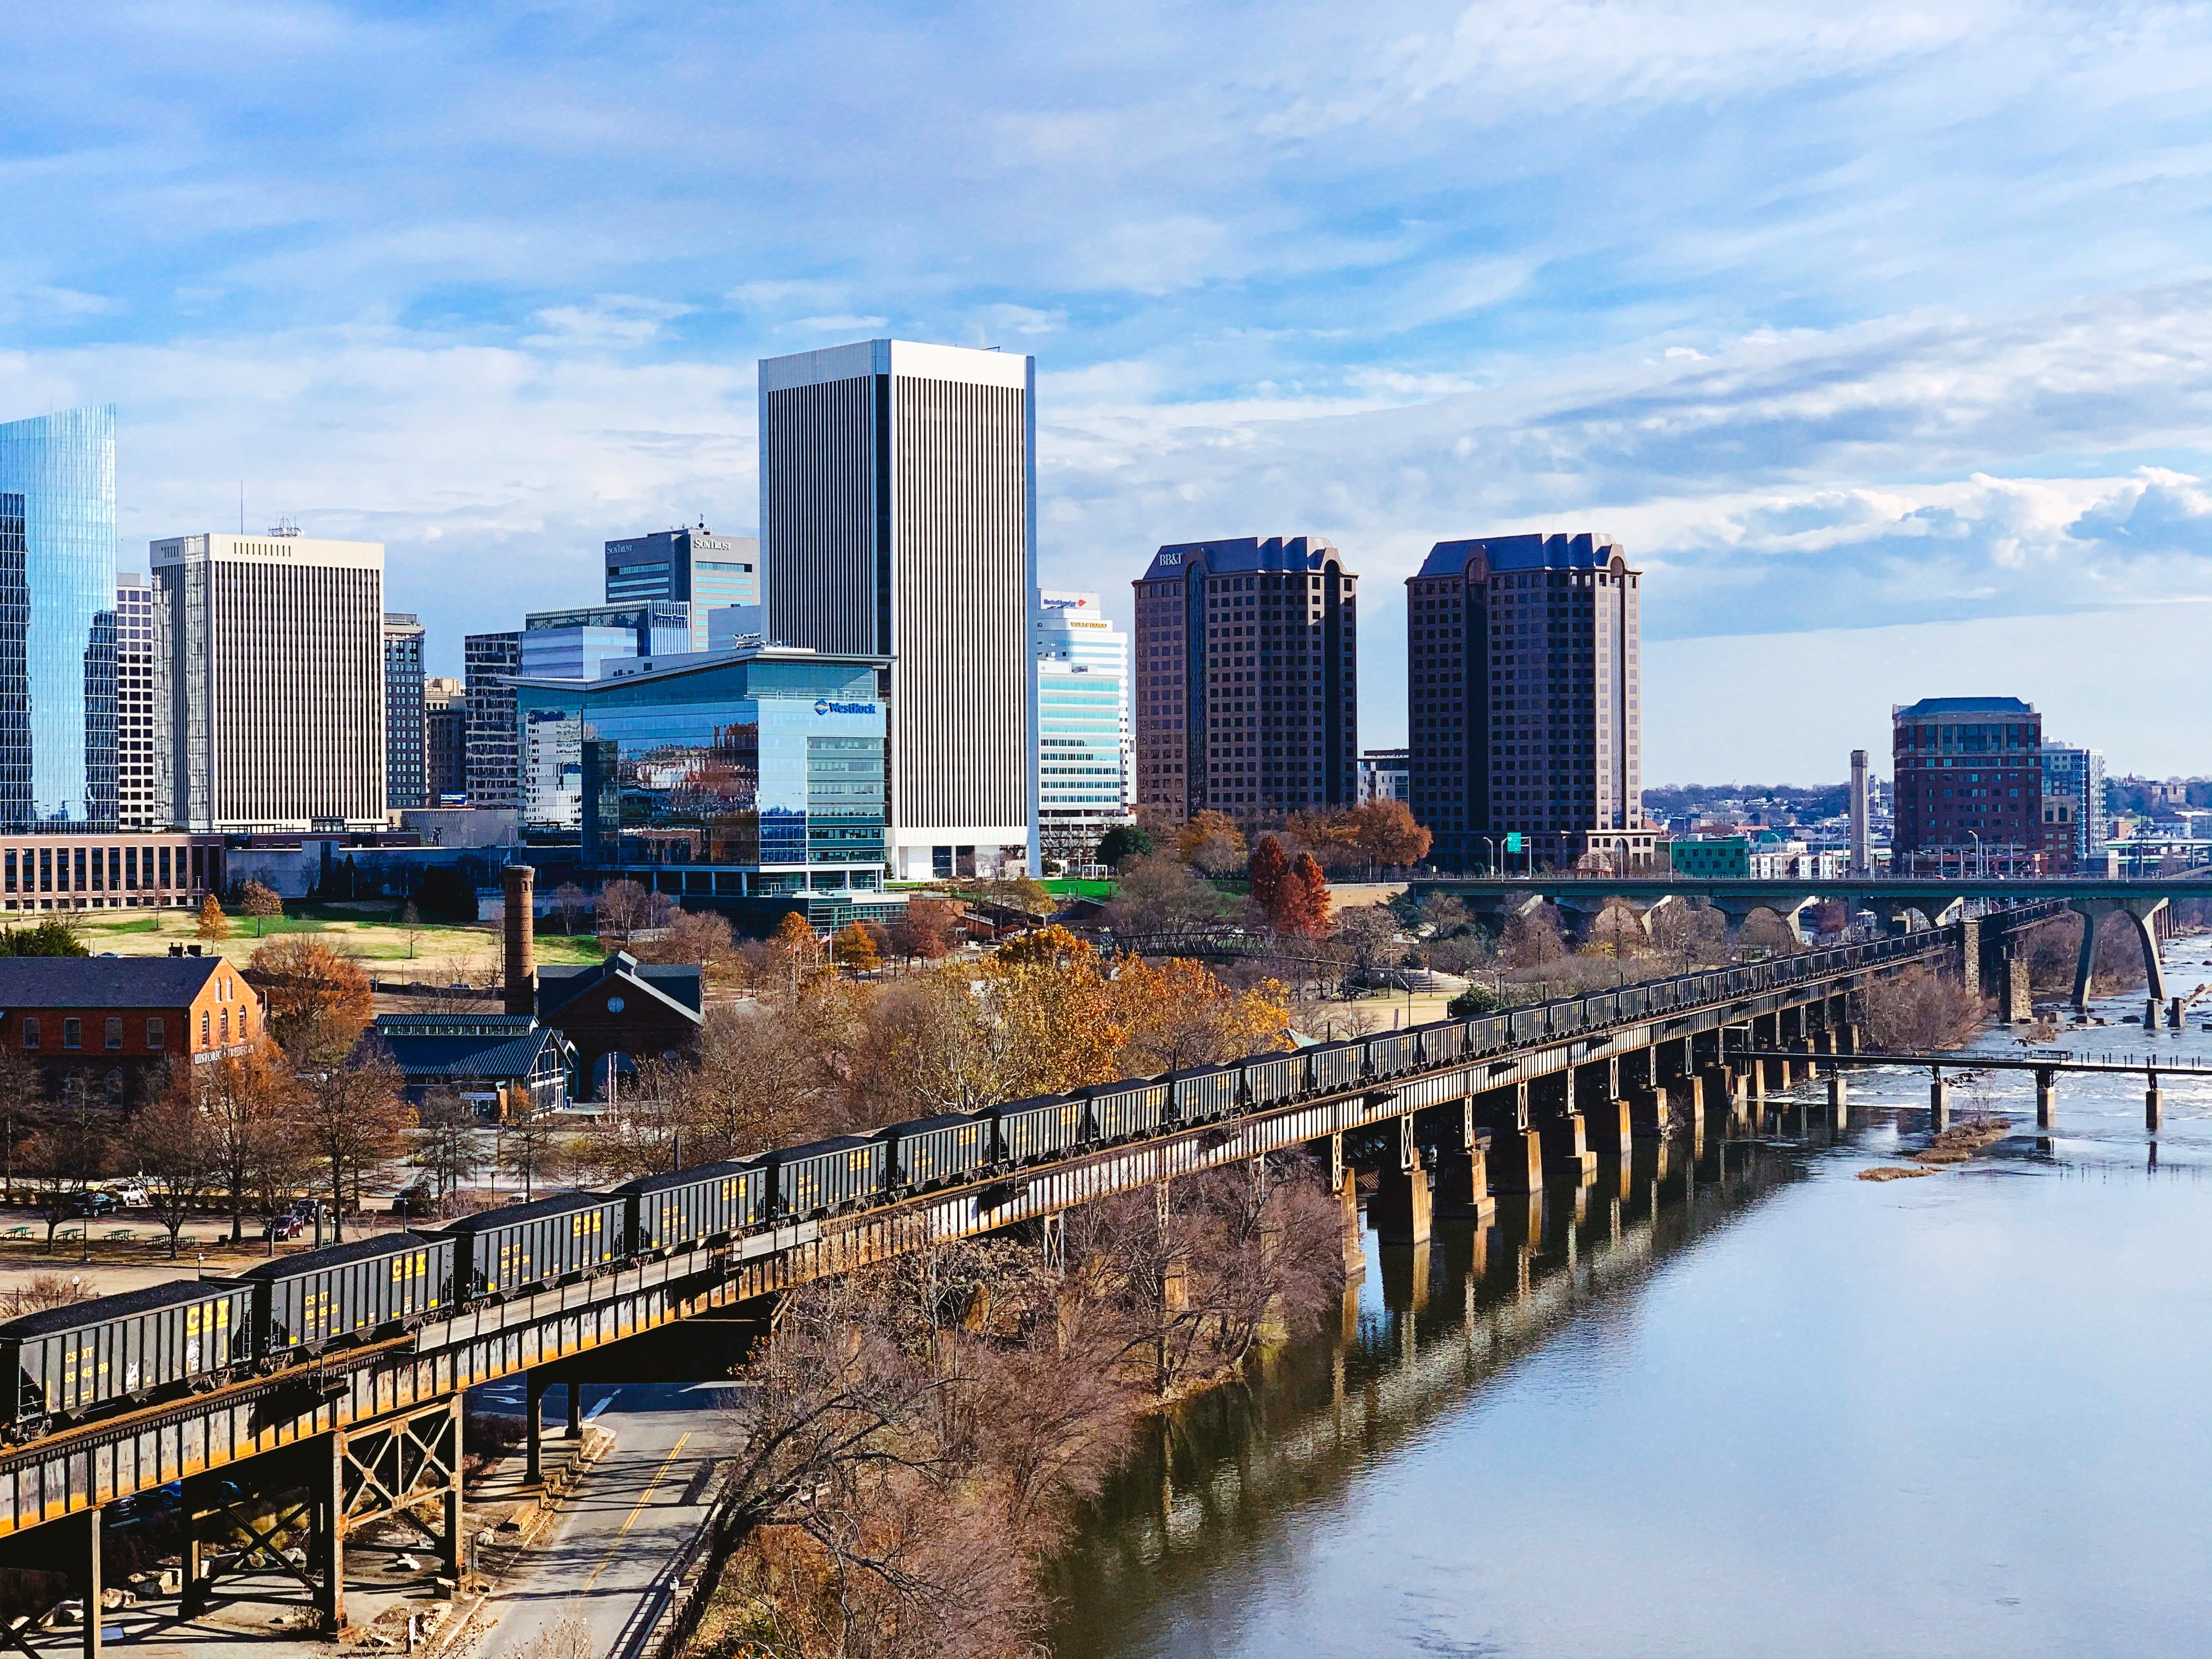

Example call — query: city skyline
[3,7,2209,780]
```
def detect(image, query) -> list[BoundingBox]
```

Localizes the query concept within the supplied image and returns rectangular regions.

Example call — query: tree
[768,911,822,996]
[1345,799,1432,875]
[21,1076,112,1257]
[1446,984,1499,1018]
[1098,855,1225,936]
[1095,825,1156,870]
[1112,956,1291,1075]
[640,908,740,983]
[1502,902,1567,970]
[292,1026,416,1242]
[1331,905,1401,980]
[194,1038,303,1243]
[398,900,423,960]
[238,881,284,937]
[889,897,959,964]
[1279,852,1334,938]
[496,1102,568,1202]
[251,935,374,1052]
[1583,899,1647,960]
[0,919,89,957]
[833,922,882,973]
[551,882,589,935]
[664,1002,842,1163]
[134,1090,222,1258]
[1859,966,1984,1051]
[1246,835,1293,927]
[195,895,233,943]
[596,879,674,946]
[0,1049,44,1206]
[1734,908,1801,957]
[411,1089,481,1209]
[1175,811,1247,876]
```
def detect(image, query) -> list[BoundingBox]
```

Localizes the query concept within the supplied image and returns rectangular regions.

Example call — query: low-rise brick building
[0,953,263,1103]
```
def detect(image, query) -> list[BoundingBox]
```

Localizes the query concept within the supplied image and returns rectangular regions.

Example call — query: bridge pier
[2036,1067,2057,1129]
[2146,1070,2163,1134]
[1929,1071,1950,1133]
[1434,1101,1493,1221]
[1339,1166,1365,1283]
[525,1369,548,1486]
[1542,1112,1596,1182]
[2171,996,2186,1030]
[1372,1121,1434,1246]
[2072,896,2170,1011]
[1827,1071,1847,1132]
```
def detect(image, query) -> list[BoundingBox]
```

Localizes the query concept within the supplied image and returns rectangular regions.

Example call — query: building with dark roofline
[1407,532,1654,873]
[1892,696,2045,873]
[0,952,261,1103]
[1132,536,1358,822]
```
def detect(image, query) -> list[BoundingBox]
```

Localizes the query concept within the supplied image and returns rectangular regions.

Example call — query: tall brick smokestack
[504,865,537,1017]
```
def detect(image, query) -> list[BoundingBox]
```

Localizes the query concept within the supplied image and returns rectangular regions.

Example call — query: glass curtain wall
[0,407,117,831]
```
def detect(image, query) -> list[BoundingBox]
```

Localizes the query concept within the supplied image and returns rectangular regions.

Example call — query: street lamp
[1968,831,1982,881]
[1482,837,1497,876]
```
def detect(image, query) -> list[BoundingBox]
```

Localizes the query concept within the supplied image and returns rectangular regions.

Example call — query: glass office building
[1034,590,1130,862]
[512,647,900,929]
[604,528,758,652]
[0,407,118,832]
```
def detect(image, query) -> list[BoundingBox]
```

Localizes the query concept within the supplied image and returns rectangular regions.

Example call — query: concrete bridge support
[1434,1099,1494,1222]
[1339,1166,1365,1282]
[2070,897,2169,1011]
[1372,1118,1434,1246]
[2035,1068,2057,1129]
[1930,1072,1950,1133]
[2146,1070,2164,1135]
[1487,1081,1544,1195]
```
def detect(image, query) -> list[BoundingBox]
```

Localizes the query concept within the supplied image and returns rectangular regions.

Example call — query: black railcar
[764,1135,890,1218]
[879,1114,992,1190]
[616,1161,768,1254]
[0,1278,255,1431]
[1163,1065,1238,1124]
[239,1232,455,1357]
[1307,1041,1365,1094]
[443,1192,628,1300]
[1089,1079,1168,1142]
[1242,1053,1307,1110]
[995,1094,1088,1165]
[1367,1031,1423,1077]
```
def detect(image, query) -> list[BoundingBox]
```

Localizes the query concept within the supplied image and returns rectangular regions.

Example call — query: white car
[110,1182,149,1208]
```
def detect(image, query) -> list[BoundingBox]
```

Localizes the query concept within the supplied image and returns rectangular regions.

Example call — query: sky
[4,1,2211,783]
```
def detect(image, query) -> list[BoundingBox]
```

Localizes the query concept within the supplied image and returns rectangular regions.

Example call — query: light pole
[1968,831,1982,880]
[1482,837,1497,876]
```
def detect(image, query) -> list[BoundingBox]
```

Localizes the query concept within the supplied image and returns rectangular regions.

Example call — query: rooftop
[1141,536,1347,582]
[1892,696,2037,719]
[0,954,227,1009]
[1418,532,1629,579]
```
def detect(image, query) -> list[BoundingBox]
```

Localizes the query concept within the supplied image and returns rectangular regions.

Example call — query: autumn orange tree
[249,935,374,1051]
[1345,799,1432,876]
[1110,956,1291,1074]
[1278,852,1334,938]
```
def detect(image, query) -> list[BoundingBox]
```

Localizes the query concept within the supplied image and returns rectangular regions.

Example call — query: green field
[71,905,603,970]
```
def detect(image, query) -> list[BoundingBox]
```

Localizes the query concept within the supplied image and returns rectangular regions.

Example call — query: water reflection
[1051,944,2212,1659]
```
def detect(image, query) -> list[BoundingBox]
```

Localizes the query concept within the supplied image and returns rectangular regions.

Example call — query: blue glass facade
[0,408,117,832]
[513,651,890,896]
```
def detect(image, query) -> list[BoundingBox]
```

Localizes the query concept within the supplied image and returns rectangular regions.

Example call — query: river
[1050,940,2212,1658]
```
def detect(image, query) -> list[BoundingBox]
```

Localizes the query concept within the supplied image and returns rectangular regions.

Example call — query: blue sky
[5,1,2211,780]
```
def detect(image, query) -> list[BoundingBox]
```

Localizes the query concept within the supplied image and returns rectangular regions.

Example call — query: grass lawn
[72,906,603,971]
[1043,878,1115,899]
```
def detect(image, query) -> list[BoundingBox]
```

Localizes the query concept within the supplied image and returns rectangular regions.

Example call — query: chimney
[1849,750,1870,876]
[503,864,537,1017]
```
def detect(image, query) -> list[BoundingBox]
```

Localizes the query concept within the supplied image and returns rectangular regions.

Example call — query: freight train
[0,934,1921,1442]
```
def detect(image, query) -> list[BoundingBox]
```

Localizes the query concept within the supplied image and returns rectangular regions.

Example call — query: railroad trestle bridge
[0,916,2030,1650]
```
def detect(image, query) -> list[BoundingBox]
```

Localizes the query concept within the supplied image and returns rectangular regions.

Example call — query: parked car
[392,1184,438,1218]
[263,1215,306,1242]
[109,1182,149,1209]
[66,1191,119,1218]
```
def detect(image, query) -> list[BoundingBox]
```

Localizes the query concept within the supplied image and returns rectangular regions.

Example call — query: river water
[1051,941,2212,1658]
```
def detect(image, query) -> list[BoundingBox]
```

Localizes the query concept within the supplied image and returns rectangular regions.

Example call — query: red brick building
[0,955,264,1103]
[1891,696,2046,874]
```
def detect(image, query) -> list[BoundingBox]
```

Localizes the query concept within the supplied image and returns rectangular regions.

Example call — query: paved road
[467,1381,742,1659]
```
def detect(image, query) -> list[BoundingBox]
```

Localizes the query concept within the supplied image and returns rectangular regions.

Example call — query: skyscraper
[1034,591,1130,860]
[1132,537,1358,822]
[116,575,158,831]
[605,526,758,652]
[759,339,1037,879]
[1891,696,2042,873]
[464,633,522,810]
[424,677,467,805]
[2038,740,2106,871]
[383,613,426,811]
[150,529,386,832]
[1407,533,1654,872]
[0,407,119,832]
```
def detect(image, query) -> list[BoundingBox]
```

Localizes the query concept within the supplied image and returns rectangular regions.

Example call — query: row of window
[19,1004,249,1052]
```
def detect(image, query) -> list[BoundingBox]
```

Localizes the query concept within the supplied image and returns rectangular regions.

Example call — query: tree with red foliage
[1246,835,1293,928]
[1277,853,1334,937]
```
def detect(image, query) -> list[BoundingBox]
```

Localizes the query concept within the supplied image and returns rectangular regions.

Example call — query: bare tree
[136,1088,221,1257]
[410,1089,481,1210]
[1859,966,1985,1051]
[290,1018,416,1241]
[550,882,589,936]
[194,1039,302,1242]
[20,1077,113,1258]
[0,1048,44,1207]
